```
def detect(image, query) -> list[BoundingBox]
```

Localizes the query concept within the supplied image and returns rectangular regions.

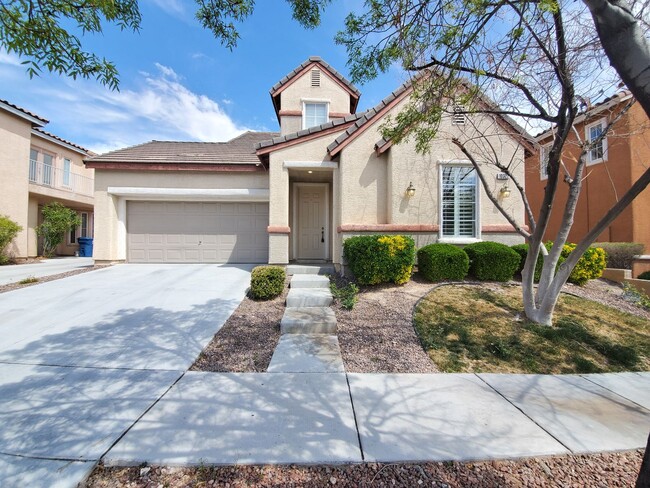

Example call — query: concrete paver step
[281,307,337,334]
[290,274,330,289]
[268,334,344,373]
[286,265,335,276]
[286,288,333,308]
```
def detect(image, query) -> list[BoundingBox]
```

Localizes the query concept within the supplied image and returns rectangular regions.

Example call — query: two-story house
[86,57,528,267]
[525,91,650,252]
[0,99,94,259]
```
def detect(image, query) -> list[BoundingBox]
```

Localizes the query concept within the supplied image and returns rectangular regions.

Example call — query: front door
[296,184,327,260]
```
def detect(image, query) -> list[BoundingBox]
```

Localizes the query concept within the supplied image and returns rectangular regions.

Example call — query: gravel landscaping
[190,282,287,372]
[85,450,643,487]
[0,265,111,294]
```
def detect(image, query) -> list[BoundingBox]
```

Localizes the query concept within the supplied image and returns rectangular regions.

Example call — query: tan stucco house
[87,57,527,267]
[0,99,94,259]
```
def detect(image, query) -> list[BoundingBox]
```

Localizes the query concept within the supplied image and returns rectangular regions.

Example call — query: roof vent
[452,105,466,126]
[311,69,321,87]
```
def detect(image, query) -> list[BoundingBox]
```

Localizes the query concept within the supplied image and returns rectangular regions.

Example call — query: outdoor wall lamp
[406,182,416,197]
[500,185,511,199]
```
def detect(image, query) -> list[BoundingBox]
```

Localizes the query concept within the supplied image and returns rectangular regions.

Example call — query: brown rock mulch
[333,275,440,373]
[190,282,287,373]
[85,450,644,487]
[0,265,111,294]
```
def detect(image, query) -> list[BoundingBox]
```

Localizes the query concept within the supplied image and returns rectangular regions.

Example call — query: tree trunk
[584,0,650,118]
[637,432,650,488]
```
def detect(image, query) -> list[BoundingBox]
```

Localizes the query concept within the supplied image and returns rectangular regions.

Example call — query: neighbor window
[586,119,607,164]
[440,165,478,238]
[42,153,54,186]
[63,158,71,187]
[540,144,551,179]
[303,102,328,129]
[69,212,89,244]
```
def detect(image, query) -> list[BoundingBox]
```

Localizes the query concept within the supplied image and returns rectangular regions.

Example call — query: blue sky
[0,0,404,154]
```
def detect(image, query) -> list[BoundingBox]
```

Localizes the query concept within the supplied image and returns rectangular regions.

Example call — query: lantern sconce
[500,185,511,199]
[405,182,416,197]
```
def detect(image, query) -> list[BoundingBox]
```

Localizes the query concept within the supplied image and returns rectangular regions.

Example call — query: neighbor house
[525,91,650,252]
[86,57,528,268]
[0,100,94,259]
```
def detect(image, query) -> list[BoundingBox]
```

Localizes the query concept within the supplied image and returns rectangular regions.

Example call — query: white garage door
[127,201,269,263]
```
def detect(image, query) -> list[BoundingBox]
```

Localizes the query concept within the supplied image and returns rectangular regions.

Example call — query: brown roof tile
[270,56,360,97]
[87,131,279,164]
[0,98,48,125]
[33,127,90,154]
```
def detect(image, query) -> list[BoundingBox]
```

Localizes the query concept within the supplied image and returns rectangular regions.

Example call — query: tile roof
[0,98,48,125]
[87,131,279,164]
[270,56,361,97]
[327,79,415,155]
[33,127,90,154]
[533,90,634,139]
[255,114,364,151]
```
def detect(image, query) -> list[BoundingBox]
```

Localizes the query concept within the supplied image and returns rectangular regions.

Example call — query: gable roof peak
[269,56,361,98]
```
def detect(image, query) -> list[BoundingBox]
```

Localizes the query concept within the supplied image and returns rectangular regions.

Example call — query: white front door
[296,184,327,260]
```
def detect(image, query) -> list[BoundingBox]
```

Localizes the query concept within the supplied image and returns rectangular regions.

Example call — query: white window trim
[68,211,91,245]
[63,158,72,188]
[540,143,551,180]
[585,117,608,165]
[438,161,481,241]
[302,100,330,130]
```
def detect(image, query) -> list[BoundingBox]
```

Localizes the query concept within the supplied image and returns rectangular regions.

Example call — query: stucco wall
[525,100,648,250]
[93,169,270,261]
[0,111,32,257]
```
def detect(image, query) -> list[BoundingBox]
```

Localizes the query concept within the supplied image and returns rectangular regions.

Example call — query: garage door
[127,201,268,263]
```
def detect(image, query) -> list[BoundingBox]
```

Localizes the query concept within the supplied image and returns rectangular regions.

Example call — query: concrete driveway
[0,257,95,285]
[0,264,252,488]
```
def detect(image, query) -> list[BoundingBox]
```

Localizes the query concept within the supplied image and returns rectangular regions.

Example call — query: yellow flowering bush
[343,235,415,285]
[561,244,607,286]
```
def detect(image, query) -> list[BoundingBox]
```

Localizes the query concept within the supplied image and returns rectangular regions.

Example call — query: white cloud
[0,49,22,66]
[9,63,250,154]
[222,98,233,105]
[145,0,186,16]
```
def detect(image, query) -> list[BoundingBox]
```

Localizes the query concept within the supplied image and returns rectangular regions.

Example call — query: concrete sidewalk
[104,371,650,467]
[0,257,94,285]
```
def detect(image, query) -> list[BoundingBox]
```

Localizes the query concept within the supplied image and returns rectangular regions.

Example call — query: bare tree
[332,0,650,325]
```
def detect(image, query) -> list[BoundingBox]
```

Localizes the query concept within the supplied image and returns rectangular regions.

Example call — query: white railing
[29,159,94,197]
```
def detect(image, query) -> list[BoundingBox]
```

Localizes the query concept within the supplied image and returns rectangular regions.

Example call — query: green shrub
[417,243,469,281]
[343,234,415,285]
[249,265,285,300]
[330,281,359,309]
[511,243,544,282]
[595,242,644,270]
[637,271,650,280]
[561,244,606,286]
[0,215,22,264]
[464,241,520,282]
[36,203,80,257]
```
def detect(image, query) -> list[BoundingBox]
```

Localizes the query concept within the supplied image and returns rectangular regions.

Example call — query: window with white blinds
[441,165,478,238]
[303,102,328,129]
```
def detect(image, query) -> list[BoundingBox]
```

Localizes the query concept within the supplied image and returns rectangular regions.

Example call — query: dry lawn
[414,283,650,374]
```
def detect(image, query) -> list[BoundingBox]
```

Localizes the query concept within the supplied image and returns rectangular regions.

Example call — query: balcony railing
[29,159,94,197]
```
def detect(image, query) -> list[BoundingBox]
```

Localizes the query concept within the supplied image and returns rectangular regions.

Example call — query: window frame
[438,162,481,244]
[63,158,72,187]
[585,118,608,165]
[539,143,552,180]
[302,100,329,129]
[68,211,90,245]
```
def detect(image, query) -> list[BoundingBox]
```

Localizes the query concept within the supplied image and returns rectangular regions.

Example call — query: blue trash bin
[77,237,94,257]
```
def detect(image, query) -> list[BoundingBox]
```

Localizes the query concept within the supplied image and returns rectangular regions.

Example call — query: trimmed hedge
[638,271,650,280]
[249,265,285,300]
[511,243,544,282]
[417,243,469,281]
[343,234,415,285]
[595,242,644,270]
[464,241,520,282]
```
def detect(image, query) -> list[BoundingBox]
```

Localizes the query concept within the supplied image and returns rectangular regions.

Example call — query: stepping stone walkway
[268,265,344,373]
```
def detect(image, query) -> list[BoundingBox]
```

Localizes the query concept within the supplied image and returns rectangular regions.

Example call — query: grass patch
[413,285,649,374]
[18,276,39,285]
